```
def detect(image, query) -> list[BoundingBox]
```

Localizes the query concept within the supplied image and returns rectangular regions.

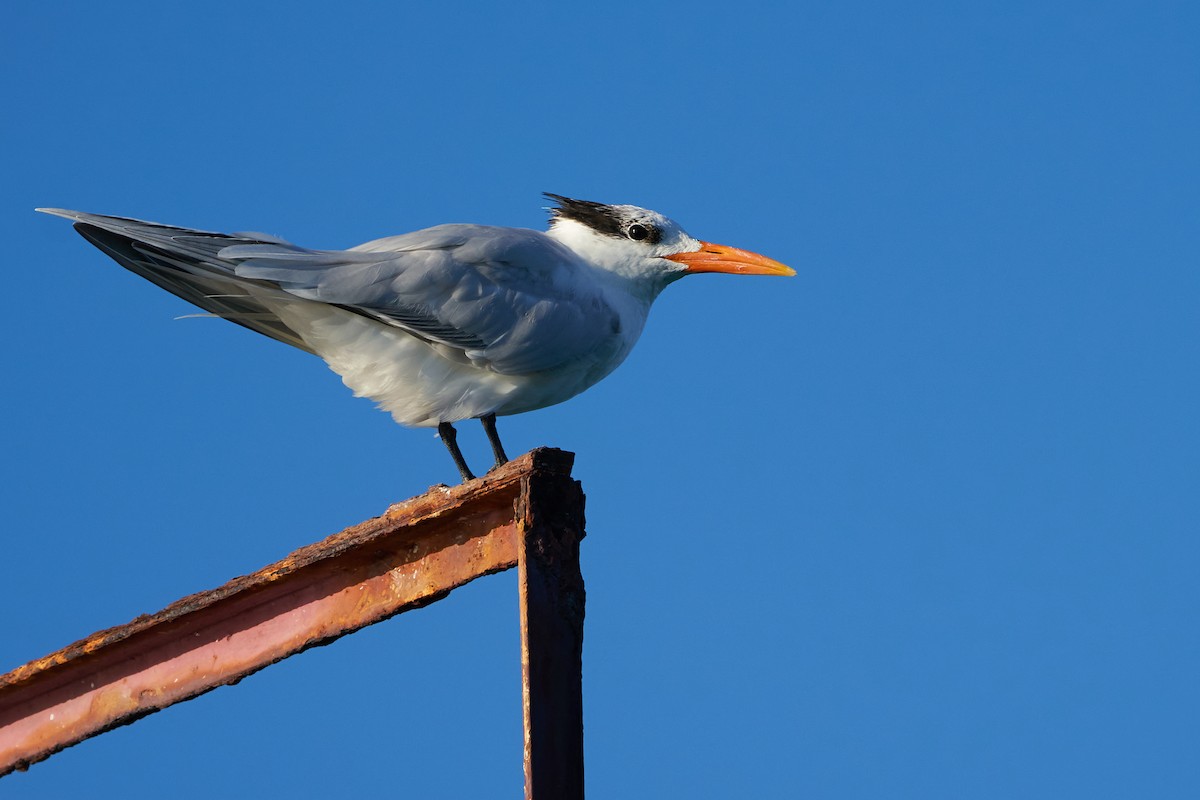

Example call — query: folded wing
[41,211,620,376]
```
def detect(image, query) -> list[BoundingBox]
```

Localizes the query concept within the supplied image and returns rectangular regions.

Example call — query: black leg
[437,422,476,482]
[480,413,509,467]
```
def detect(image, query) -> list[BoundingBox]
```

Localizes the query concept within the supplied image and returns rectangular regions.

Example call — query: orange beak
[664,241,795,276]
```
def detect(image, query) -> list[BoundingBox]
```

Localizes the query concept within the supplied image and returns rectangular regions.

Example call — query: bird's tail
[37,209,315,354]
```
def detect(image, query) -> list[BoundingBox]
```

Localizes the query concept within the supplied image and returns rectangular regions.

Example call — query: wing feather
[40,210,619,376]
[39,209,317,353]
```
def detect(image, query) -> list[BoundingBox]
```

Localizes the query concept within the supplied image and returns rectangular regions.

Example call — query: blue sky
[3,1,1198,796]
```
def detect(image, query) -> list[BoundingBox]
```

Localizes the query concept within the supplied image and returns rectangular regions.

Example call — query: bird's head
[544,193,794,291]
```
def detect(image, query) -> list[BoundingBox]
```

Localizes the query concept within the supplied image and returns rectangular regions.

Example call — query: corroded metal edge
[519,467,587,800]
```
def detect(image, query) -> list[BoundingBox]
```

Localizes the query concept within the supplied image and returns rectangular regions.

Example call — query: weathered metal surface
[0,447,577,778]
[519,465,587,800]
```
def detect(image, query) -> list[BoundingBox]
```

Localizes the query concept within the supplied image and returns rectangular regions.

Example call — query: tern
[38,195,794,481]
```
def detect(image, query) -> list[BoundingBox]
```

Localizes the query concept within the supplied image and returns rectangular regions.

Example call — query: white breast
[260,286,647,427]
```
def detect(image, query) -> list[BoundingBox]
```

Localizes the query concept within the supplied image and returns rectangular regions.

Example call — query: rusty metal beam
[0,447,584,790]
[519,466,587,800]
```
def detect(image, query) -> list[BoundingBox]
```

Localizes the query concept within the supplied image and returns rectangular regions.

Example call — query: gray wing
[221,224,618,374]
[41,210,617,375]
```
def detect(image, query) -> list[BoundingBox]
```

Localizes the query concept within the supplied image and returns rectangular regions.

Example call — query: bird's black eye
[627,223,650,241]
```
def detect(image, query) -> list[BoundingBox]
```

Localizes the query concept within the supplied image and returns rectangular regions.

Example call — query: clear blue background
[3,1,1198,797]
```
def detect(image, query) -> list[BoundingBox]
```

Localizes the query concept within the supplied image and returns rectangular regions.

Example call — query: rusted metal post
[0,448,584,786]
[519,457,587,800]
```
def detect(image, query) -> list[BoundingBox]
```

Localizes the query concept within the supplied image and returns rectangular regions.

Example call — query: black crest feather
[544,193,663,244]
[544,193,625,238]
